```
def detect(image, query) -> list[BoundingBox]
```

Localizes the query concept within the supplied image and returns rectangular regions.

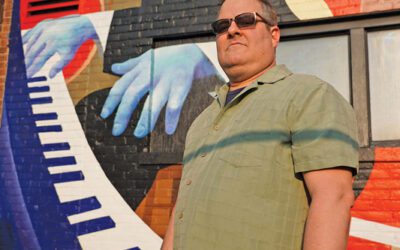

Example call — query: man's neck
[229,66,272,91]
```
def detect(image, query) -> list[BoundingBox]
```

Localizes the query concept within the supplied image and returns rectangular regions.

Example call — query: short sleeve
[289,78,359,175]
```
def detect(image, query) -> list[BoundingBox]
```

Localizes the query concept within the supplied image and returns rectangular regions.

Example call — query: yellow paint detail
[285,0,333,20]
[67,46,119,105]
[103,0,141,11]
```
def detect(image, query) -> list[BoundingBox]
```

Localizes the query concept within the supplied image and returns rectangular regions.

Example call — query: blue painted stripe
[10,125,62,133]
[71,216,116,236]
[41,143,70,151]
[126,247,141,250]
[29,97,53,105]
[4,94,30,102]
[45,157,77,167]
[50,171,84,184]
[28,86,50,93]
[27,76,47,83]
[8,109,33,117]
[36,125,62,133]
[9,113,58,125]
[60,197,101,216]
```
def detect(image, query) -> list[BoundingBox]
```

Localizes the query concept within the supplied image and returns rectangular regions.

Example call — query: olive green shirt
[174,65,359,250]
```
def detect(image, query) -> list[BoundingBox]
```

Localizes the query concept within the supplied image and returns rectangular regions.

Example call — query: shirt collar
[256,64,293,85]
[211,65,292,107]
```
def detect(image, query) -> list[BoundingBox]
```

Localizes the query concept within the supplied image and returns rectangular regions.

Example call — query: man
[162,0,359,249]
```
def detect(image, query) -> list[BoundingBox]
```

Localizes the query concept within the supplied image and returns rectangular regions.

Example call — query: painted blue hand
[100,44,217,138]
[22,15,98,78]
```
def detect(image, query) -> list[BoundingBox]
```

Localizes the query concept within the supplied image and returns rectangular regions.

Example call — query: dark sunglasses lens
[212,19,231,34]
[235,13,256,27]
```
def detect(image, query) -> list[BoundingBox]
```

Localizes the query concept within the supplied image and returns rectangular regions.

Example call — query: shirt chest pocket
[217,140,267,168]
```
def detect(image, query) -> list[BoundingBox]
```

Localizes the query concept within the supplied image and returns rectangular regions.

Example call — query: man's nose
[227,20,241,36]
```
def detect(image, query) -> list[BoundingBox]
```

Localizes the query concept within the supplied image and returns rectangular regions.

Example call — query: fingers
[111,56,144,75]
[111,81,149,136]
[25,43,52,78]
[22,29,33,44]
[22,20,47,44]
[100,65,143,119]
[165,76,193,135]
[134,78,169,138]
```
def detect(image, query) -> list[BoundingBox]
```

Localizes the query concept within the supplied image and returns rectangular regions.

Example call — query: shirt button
[185,179,192,185]
[178,212,184,219]
[214,124,219,131]
[200,153,207,157]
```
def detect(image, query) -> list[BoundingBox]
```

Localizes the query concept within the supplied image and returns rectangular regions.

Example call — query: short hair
[219,0,278,26]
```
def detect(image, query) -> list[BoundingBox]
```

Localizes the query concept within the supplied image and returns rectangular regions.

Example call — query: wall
[0,0,400,249]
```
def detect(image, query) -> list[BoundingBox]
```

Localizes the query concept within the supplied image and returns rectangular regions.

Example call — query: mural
[0,0,400,249]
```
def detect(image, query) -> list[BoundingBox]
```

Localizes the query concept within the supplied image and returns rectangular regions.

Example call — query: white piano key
[35,120,61,127]
[48,165,82,175]
[54,181,95,203]
[44,149,96,163]
[29,90,71,99]
[39,137,89,148]
[43,150,73,159]
[67,208,109,225]
[27,81,49,88]
[39,131,84,144]
[32,104,76,115]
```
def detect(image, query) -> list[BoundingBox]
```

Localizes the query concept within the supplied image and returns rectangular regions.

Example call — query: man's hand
[100,44,217,138]
[22,15,98,78]
[303,167,355,250]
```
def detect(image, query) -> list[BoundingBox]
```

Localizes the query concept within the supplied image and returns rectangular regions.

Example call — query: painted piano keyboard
[26,70,162,249]
[3,24,161,249]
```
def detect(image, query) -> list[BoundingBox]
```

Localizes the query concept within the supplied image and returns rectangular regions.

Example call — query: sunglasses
[212,12,272,35]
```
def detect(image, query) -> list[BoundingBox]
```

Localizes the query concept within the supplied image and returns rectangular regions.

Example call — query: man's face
[216,0,280,82]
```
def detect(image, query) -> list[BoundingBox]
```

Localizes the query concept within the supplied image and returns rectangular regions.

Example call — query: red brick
[375,148,400,162]
[351,211,394,222]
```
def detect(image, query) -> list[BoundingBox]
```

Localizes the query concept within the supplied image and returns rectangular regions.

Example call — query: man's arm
[303,167,355,250]
[161,205,175,250]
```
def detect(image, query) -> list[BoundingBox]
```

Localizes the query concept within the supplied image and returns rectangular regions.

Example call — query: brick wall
[0,0,11,126]
[1,0,400,248]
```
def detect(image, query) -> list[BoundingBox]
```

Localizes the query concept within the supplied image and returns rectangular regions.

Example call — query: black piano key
[32,113,58,121]
[36,125,63,133]
[41,143,71,151]
[71,216,115,236]
[28,86,50,93]
[29,97,53,105]
[27,76,47,83]
[44,156,77,167]
[50,171,84,184]
[59,196,101,216]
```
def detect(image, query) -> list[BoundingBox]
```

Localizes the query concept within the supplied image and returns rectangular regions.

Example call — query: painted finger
[26,44,52,78]
[133,78,169,138]
[111,80,149,136]
[111,55,145,75]
[100,66,144,119]
[165,77,193,135]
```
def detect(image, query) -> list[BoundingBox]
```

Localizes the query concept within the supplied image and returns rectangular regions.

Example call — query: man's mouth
[228,41,245,48]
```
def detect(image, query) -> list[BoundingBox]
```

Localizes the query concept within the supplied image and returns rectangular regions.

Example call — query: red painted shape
[348,147,400,249]
[20,0,102,81]
[348,236,391,250]
[324,0,361,16]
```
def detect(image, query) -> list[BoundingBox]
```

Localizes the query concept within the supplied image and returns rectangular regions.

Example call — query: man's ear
[270,26,280,48]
